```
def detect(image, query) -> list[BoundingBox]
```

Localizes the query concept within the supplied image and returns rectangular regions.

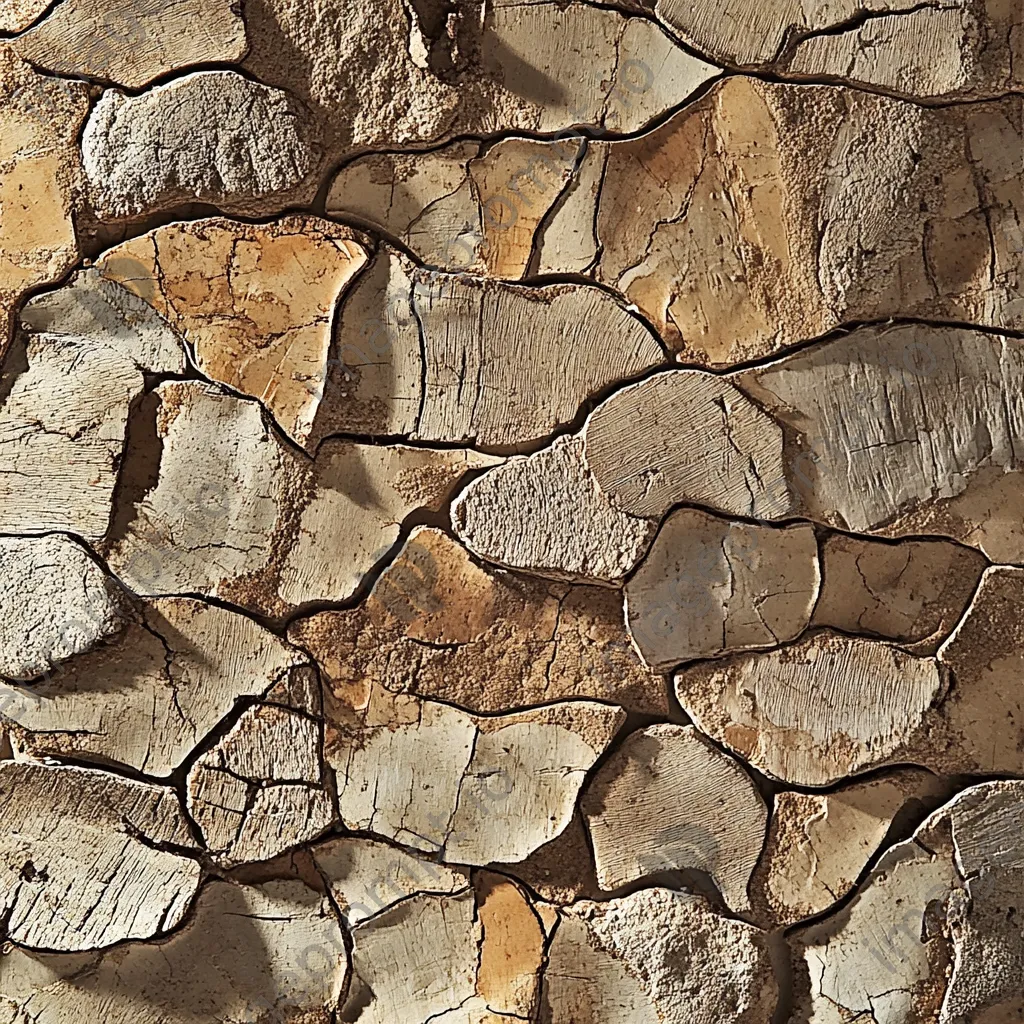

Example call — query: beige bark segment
[187,688,334,867]
[0,879,348,1021]
[543,888,778,1024]
[813,534,987,652]
[81,71,321,220]
[0,762,200,952]
[452,435,658,584]
[328,137,584,278]
[582,724,768,912]
[527,79,1022,365]
[675,631,946,787]
[0,534,125,682]
[585,371,791,520]
[649,0,1022,99]
[736,323,1024,562]
[12,0,247,89]
[0,597,311,776]
[97,218,372,449]
[625,509,820,669]
[793,781,1024,1024]
[325,680,623,865]
[103,381,497,618]
[752,768,951,928]
[0,46,88,358]
[312,836,468,926]
[290,527,667,716]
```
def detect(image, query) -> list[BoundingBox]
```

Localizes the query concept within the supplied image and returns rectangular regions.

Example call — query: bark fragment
[291,527,666,716]
[103,381,498,618]
[582,724,768,912]
[0,761,200,952]
[12,0,248,88]
[625,508,820,669]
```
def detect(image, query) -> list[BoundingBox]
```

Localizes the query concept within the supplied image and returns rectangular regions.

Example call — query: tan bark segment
[678,568,1024,786]
[323,679,623,865]
[675,631,947,787]
[651,0,1022,99]
[625,509,820,669]
[290,527,667,716]
[752,768,951,928]
[0,534,126,682]
[0,879,348,1021]
[98,218,372,449]
[736,323,1024,562]
[452,435,658,585]
[0,597,311,776]
[582,724,768,912]
[187,683,334,867]
[0,762,200,952]
[793,781,1024,1023]
[527,79,1023,365]
[542,888,778,1024]
[0,0,49,32]
[813,534,988,652]
[320,252,665,448]
[0,45,88,358]
[103,381,497,618]
[12,0,247,89]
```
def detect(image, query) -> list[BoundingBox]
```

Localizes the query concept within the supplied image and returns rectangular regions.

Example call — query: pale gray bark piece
[536,142,605,276]
[0,534,125,681]
[1,597,309,776]
[82,72,321,220]
[584,370,792,521]
[12,0,247,89]
[20,268,188,374]
[342,890,480,1024]
[625,509,820,669]
[736,323,1024,562]
[0,879,348,1022]
[291,526,668,717]
[753,768,950,928]
[328,684,624,865]
[451,435,657,585]
[650,0,1021,100]
[813,534,988,653]
[793,780,1024,1024]
[0,761,200,952]
[675,632,946,787]
[103,380,498,618]
[312,836,468,927]
[543,888,778,1024]
[187,691,334,867]
[582,724,768,912]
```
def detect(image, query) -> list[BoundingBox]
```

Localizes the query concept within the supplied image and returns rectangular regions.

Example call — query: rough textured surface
[104,381,498,618]
[0,762,200,952]
[82,71,321,220]
[625,508,820,668]
[0,534,125,681]
[291,527,667,716]
[582,724,768,912]
[98,217,372,448]
[0,597,311,776]
[0,45,88,357]
[542,888,778,1023]
[12,0,247,88]
[793,781,1024,1023]
[325,680,624,865]
[752,768,951,928]
[0,0,49,32]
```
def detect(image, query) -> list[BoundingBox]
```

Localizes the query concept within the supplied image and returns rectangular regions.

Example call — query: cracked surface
[0,2,1022,1019]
